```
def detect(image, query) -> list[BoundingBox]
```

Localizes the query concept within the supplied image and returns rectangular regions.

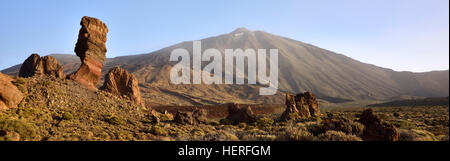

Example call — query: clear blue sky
[0,0,448,72]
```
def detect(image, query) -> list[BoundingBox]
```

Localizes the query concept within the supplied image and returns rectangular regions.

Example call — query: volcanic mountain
[3,28,449,106]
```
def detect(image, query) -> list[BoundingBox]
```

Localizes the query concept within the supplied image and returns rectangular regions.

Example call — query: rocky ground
[0,76,448,141]
[324,106,449,141]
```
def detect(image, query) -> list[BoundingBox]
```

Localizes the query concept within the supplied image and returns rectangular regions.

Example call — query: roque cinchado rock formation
[68,16,108,90]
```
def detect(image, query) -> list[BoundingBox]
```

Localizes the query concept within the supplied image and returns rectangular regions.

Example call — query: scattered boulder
[225,103,257,124]
[174,109,208,125]
[68,16,108,90]
[280,92,320,121]
[101,67,144,107]
[0,72,24,111]
[358,109,400,141]
[18,54,65,78]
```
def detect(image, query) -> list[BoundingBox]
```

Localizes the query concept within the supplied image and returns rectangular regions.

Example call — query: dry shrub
[276,122,316,141]
[150,125,168,136]
[203,130,239,141]
[317,130,362,141]
[320,118,364,137]
[238,122,247,129]
[0,119,37,141]
[241,134,277,141]
[256,117,274,131]
[399,129,438,141]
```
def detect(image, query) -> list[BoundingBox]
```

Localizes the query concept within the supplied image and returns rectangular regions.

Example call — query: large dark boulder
[358,109,400,141]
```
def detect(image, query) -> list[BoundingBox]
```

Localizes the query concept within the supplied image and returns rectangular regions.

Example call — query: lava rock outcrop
[358,109,400,141]
[19,54,64,78]
[174,109,208,125]
[281,92,320,121]
[101,67,144,107]
[225,103,257,124]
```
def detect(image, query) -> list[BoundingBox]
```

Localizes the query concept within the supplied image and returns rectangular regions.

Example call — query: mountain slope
[106,28,449,100]
[368,97,449,107]
[3,28,449,105]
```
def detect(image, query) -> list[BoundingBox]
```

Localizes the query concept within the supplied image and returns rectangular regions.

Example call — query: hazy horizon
[0,0,448,72]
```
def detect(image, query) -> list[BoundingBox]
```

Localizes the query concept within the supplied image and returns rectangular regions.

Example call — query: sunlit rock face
[0,72,24,111]
[19,54,65,78]
[68,16,108,90]
[101,67,145,107]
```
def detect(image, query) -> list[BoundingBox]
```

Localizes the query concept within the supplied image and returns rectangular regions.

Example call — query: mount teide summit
[3,28,449,105]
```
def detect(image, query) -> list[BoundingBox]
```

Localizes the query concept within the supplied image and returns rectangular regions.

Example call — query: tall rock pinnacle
[68,16,109,90]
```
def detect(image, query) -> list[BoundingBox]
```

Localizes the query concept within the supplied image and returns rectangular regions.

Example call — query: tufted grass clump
[0,119,37,141]
[62,112,74,120]
[278,122,288,127]
[104,115,123,125]
[41,80,53,87]
[16,107,38,118]
[203,130,239,141]
[190,127,205,136]
[238,122,247,129]
[276,122,316,141]
[256,117,274,131]
[398,129,438,141]
[11,77,28,93]
[317,130,362,141]
[150,125,169,136]
[320,118,364,137]
[242,134,277,141]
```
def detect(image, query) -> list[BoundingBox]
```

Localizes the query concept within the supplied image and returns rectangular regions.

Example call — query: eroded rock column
[68,16,108,90]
